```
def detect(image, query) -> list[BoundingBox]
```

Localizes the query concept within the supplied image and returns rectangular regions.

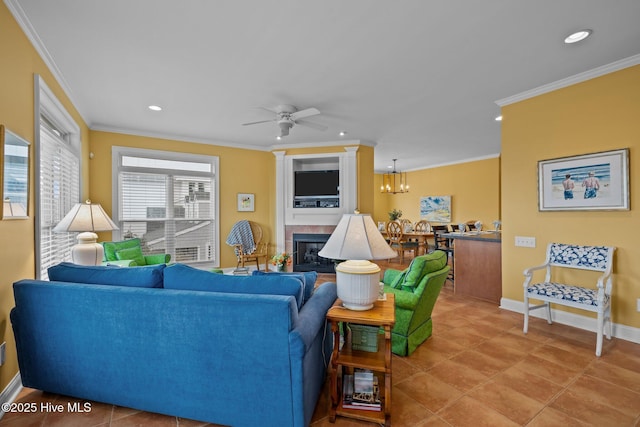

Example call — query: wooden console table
[327,294,395,426]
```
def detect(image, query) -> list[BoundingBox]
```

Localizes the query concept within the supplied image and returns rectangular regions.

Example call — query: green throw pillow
[391,270,407,290]
[115,246,146,266]
[403,256,428,288]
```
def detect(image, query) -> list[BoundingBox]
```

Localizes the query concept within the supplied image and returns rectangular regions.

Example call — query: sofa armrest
[144,254,171,265]
[289,282,337,356]
[101,260,138,267]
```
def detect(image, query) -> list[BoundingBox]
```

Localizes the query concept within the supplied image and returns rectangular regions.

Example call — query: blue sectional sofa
[11,263,337,427]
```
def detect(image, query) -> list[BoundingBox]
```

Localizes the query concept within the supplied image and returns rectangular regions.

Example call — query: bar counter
[444,231,502,304]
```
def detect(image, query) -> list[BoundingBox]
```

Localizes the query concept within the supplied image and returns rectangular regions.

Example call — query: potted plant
[388,209,403,221]
[270,252,292,272]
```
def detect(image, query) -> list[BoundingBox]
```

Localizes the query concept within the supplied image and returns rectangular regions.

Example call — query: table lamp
[318,213,397,310]
[53,200,119,265]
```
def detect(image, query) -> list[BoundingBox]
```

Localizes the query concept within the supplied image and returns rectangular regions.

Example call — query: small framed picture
[237,193,255,212]
[378,221,386,231]
[538,148,629,211]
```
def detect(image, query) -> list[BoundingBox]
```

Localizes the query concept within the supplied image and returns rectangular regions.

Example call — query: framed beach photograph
[538,148,629,211]
[237,193,255,212]
[420,195,452,222]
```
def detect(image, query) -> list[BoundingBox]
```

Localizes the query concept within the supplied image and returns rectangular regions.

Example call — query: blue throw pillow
[252,270,317,303]
[163,263,305,309]
[47,262,165,288]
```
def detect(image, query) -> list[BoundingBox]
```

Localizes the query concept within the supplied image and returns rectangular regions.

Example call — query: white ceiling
[8,0,640,172]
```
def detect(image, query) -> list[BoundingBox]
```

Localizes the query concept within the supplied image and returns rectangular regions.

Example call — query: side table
[326,294,395,426]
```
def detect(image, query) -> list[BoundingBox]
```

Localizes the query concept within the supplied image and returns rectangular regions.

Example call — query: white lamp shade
[318,214,397,260]
[319,214,396,310]
[3,199,27,217]
[53,200,119,233]
[53,200,118,266]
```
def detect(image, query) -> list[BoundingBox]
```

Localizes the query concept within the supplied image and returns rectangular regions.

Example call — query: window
[113,147,219,267]
[35,76,81,279]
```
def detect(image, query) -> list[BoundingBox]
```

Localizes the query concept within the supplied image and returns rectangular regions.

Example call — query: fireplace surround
[292,233,335,273]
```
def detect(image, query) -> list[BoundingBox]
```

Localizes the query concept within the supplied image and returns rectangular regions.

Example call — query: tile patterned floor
[2,257,639,426]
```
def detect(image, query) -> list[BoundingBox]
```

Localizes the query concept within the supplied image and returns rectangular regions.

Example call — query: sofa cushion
[47,262,165,288]
[252,270,317,303]
[163,263,305,309]
[115,246,146,266]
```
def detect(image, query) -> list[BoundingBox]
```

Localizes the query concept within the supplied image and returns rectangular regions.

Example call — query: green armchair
[382,250,450,356]
[102,238,171,266]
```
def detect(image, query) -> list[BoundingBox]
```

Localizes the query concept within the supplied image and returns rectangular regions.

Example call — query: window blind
[116,152,216,265]
[39,125,80,279]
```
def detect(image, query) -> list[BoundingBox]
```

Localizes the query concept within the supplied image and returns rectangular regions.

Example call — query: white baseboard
[0,373,23,420]
[500,297,640,345]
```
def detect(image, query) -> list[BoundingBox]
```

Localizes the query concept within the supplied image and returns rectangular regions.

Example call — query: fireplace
[292,233,335,273]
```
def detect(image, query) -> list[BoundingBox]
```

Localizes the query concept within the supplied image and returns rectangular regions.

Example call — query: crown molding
[375,153,501,174]
[90,124,270,152]
[270,139,376,151]
[496,53,640,107]
[5,0,89,126]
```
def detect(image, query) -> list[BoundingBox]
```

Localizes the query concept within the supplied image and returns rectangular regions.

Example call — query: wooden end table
[326,293,395,426]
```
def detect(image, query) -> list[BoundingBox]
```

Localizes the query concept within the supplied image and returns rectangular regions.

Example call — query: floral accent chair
[523,243,616,356]
[382,250,450,356]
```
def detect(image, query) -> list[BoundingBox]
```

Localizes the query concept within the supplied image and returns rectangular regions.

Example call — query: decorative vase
[277,264,286,272]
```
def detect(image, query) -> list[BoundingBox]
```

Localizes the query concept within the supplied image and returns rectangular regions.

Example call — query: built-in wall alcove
[274,146,360,253]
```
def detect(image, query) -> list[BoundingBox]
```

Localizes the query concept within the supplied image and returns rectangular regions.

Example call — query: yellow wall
[373,157,501,226]
[502,65,640,329]
[0,3,91,391]
[89,131,275,268]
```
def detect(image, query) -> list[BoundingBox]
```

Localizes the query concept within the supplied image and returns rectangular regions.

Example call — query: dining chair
[386,220,418,263]
[413,220,430,254]
[431,224,454,282]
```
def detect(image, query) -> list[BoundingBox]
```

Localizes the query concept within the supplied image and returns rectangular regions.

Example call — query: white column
[273,151,286,253]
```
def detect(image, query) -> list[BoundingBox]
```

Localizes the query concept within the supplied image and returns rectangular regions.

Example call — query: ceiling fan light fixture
[380,159,409,194]
[278,121,292,137]
[564,29,592,44]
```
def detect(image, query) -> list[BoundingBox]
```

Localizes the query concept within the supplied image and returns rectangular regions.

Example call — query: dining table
[380,230,434,255]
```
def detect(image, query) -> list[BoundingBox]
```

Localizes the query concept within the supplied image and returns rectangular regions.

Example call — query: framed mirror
[1,125,30,219]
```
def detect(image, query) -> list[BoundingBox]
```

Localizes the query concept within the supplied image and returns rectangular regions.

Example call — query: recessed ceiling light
[148,105,162,111]
[339,131,347,137]
[276,136,282,140]
[564,30,592,44]
[495,115,502,122]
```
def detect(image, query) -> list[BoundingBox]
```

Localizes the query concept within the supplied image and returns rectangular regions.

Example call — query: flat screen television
[294,170,339,198]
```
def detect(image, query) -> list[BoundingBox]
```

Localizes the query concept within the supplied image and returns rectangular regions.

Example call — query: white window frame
[112,146,220,268]
[34,75,81,279]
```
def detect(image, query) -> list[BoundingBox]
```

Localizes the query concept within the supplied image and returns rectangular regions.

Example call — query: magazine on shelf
[342,373,381,411]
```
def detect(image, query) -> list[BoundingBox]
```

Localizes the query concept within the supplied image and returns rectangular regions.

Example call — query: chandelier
[380,159,409,194]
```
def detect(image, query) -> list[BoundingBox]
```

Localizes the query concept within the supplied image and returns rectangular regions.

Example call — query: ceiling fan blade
[296,119,328,131]
[258,106,280,114]
[290,107,320,120]
[241,119,275,126]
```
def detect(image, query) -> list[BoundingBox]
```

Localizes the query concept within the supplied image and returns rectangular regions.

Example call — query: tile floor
[2,257,639,426]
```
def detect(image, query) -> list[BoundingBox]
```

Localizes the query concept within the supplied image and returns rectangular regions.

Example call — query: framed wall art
[538,148,629,211]
[419,195,451,222]
[237,193,255,212]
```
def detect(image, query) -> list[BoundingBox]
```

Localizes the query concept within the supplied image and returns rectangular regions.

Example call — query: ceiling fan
[242,104,328,137]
